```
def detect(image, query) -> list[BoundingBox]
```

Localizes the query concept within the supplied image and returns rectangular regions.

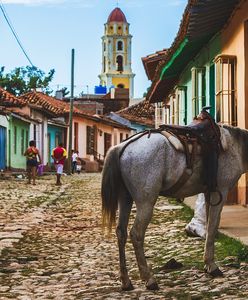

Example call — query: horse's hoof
[210,268,223,277]
[146,278,159,290]
[121,280,134,291]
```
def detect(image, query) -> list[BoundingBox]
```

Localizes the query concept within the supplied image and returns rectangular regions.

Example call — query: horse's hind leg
[130,202,159,290]
[116,187,134,290]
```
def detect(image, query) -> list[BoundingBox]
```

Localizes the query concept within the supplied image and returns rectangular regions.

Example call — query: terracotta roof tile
[19,91,87,117]
[142,49,168,81]
[0,87,25,107]
[117,99,155,126]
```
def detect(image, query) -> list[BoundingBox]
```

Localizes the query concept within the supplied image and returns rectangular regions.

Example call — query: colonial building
[145,0,248,205]
[98,7,135,98]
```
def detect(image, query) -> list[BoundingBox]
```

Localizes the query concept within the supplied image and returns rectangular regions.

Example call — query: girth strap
[160,168,193,196]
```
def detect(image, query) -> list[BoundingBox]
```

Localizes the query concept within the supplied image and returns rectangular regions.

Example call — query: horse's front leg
[130,202,159,290]
[204,191,226,276]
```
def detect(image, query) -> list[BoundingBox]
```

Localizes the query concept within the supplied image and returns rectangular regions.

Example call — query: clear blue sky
[1,0,187,98]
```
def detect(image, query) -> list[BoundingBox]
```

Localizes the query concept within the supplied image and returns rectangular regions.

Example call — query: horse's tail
[101,145,123,232]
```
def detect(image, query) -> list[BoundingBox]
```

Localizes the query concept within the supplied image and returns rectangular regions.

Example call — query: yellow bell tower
[99,7,135,98]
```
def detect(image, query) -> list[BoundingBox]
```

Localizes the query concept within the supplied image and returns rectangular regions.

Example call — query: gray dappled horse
[101,125,248,290]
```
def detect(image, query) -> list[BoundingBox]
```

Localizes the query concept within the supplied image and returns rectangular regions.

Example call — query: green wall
[177,34,221,124]
[9,117,30,170]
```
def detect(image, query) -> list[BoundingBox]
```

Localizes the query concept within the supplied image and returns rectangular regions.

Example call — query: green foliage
[143,86,150,97]
[0,66,55,96]
[60,87,70,97]
[215,233,248,262]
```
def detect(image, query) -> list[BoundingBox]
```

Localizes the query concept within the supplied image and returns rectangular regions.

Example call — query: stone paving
[0,173,248,299]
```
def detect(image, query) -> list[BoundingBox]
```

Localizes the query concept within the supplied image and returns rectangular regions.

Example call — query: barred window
[191,67,206,117]
[169,94,179,125]
[155,102,165,128]
[214,55,237,126]
[175,86,187,125]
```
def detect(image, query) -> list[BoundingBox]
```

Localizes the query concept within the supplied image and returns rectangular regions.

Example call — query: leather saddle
[159,107,221,192]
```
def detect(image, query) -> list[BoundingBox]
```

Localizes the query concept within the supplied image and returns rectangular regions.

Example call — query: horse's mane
[223,124,248,150]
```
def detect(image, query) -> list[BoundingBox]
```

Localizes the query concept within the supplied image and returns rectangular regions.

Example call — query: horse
[101,125,248,290]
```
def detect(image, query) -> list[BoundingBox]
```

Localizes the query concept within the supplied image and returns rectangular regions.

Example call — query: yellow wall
[220,1,248,205]
[221,0,248,129]
[112,77,129,88]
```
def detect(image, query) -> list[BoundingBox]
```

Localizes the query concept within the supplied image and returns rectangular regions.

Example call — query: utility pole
[68,48,75,174]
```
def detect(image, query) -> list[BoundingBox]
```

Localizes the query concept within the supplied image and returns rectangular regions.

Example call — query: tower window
[116,55,123,72]
[117,41,123,51]
[117,84,125,88]
[103,42,106,51]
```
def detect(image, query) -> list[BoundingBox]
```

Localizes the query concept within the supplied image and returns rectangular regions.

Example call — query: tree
[60,87,70,97]
[143,86,150,97]
[0,66,55,96]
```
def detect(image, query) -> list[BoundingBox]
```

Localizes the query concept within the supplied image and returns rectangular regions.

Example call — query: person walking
[71,150,78,174]
[24,140,42,185]
[51,142,67,186]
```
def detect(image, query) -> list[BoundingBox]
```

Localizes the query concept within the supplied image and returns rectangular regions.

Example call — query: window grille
[214,55,237,126]
[191,67,206,117]
[175,86,187,125]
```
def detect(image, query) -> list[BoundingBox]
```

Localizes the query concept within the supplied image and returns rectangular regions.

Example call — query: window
[126,134,129,139]
[120,133,123,142]
[191,67,206,117]
[104,132,112,156]
[117,41,123,51]
[34,124,36,141]
[21,129,25,154]
[214,55,237,125]
[116,55,123,72]
[86,126,96,155]
[74,122,78,151]
[117,83,124,88]
[26,130,29,149]
[103,57,106,73]
[169,94,179,125]
[14,126,17,154]
[175,86,187,125]
[155,102,166,128]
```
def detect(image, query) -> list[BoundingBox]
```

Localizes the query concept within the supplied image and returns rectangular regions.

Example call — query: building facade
[98,7,135,98]
[145,0,248,204]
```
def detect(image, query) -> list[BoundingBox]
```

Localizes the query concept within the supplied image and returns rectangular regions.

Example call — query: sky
[0,0,187,98]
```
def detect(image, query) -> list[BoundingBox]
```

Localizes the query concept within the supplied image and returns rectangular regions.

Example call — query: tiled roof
[19,91,72,116]
[107,7,127,23]
[117,99,155,126]
[0,87,25,107]
[147,0,241,102]
[18,91,130,129]
[142,49,168,81]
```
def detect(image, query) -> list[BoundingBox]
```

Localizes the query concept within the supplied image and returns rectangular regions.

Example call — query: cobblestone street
[0,173,248,299]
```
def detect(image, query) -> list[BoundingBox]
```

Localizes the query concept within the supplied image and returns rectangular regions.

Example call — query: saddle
[159,107,221,192]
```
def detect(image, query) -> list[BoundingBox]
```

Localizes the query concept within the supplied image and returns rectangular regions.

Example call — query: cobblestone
[0,173,247,299]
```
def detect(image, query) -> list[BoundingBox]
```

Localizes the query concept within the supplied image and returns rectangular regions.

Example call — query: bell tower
[99,7,135,98]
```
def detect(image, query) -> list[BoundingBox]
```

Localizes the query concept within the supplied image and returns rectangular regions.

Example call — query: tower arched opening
[116,55,123,72]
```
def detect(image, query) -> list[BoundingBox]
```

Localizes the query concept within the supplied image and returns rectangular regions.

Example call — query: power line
[0,1,34,67]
